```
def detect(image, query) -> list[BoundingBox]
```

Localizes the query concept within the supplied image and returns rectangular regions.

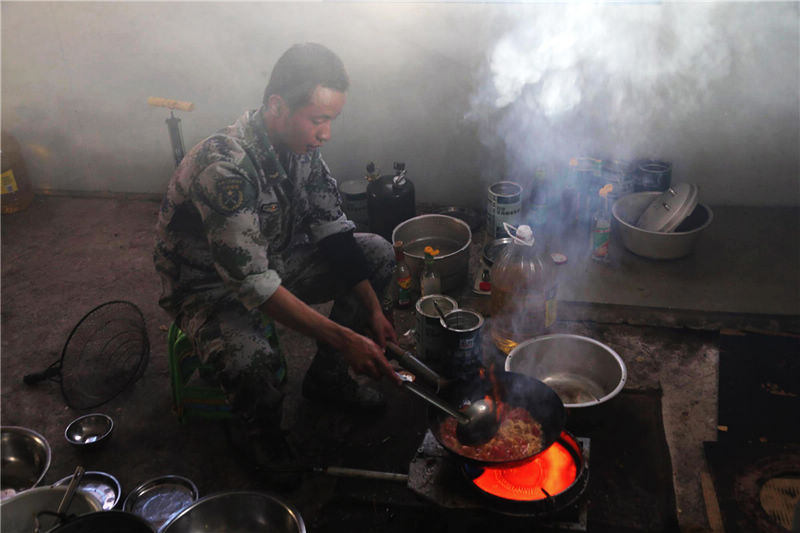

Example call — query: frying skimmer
[23,300,150,410]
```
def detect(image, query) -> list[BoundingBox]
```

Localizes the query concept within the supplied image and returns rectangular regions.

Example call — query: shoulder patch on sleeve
[216,177,247,213]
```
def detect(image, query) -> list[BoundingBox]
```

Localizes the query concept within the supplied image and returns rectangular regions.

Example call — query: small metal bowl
[54,470,121,510]
[1,426,52,498]
[64,413,114,449]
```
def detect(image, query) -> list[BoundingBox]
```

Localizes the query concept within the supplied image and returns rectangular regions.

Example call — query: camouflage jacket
[154,107,354,322]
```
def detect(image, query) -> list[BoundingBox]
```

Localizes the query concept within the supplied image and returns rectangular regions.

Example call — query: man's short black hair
[263,43,349,111]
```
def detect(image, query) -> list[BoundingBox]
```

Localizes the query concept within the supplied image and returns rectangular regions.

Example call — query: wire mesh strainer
[23,300,150,410]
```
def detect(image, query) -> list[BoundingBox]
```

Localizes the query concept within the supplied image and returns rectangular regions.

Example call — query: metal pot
[1,486,102,532]
[162,491,306,533]
[392,214,472,293]
[1,426,51,496]
[50,511,155,533]
[612,192,713,260]
[505,334,627,409]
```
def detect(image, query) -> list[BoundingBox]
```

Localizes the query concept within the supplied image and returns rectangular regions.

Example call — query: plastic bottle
[419,246,442,297]
[393,241,413,309]
[590,184,614,262]
[1,131,35,214]
[489,224,557,354]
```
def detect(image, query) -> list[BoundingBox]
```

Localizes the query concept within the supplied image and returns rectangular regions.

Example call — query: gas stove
[408,430,590,531]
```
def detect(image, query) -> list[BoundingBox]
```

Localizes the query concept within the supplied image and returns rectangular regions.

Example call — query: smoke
[468,2,735,181]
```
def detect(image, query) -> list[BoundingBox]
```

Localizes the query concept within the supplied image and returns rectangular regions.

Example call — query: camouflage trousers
[177,233,394,432]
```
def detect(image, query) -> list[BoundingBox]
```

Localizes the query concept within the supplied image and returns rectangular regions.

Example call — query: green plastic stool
[167,322,234,424]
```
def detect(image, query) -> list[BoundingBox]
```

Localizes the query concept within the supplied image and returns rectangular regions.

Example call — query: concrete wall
[2,1,798,208]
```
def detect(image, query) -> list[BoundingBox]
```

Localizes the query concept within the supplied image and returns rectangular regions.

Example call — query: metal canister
[486,181,522,239]
[339,179,369,232]
[415,295,458,369]
[439,309,484,380]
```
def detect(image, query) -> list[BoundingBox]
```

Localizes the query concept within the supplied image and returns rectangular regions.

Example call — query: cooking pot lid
[636,183,699,232]
[339,179,367,196]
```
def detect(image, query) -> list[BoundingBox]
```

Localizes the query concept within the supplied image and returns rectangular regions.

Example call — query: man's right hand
[338,329,402,384]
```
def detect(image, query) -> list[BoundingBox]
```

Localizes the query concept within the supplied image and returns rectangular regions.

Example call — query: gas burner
[409,430,590,530]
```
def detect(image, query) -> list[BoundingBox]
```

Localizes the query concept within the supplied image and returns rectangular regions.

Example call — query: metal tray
[123,475,198,532]
[54,470,121,510]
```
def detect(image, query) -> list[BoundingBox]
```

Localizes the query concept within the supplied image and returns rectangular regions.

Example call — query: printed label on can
[487,181,522,239]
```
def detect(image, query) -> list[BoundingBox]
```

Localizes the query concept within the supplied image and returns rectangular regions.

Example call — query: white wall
[2,1,798,208]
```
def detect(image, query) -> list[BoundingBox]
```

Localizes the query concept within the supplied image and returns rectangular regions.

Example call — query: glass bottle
[590,184,613,262]
[419,246,442,296]
[489,224,557,354]
[393,241,413,309]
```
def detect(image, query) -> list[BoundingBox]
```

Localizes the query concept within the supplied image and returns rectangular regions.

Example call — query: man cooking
[153,42,400,470]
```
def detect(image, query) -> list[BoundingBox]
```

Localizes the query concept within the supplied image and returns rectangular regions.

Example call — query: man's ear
[267,94,287,117]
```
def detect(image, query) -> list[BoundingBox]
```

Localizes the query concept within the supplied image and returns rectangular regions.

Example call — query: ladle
[387,342,499,446]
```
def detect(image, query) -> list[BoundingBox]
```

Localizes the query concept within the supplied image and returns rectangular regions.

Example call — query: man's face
[270,86,346,154]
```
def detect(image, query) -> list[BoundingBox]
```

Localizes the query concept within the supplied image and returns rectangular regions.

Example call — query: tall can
[439,309,484,380]
[415,295,458,370]
[486,181,522,239]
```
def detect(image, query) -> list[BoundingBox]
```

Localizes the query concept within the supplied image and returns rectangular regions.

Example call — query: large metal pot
[612,192,713,259]
[50,511,155,533]
[505,334,627,409]
[162,491,305,533]
[392,214,472,293]
[1,486,102,532]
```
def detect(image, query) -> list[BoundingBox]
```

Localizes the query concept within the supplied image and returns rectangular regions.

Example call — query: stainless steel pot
[505,334,627,409]
[1,486,101,532]
[392,214,472,293]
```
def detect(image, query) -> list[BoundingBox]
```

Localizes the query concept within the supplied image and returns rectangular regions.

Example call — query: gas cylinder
[1,131,34,214]
[366,161,415,241]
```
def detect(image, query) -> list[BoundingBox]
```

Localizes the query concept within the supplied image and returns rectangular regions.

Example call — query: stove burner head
[461,431,587,510]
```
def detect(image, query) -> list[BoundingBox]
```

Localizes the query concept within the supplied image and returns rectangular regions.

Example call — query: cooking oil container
[489,224,557,355]
[1,132,34,214]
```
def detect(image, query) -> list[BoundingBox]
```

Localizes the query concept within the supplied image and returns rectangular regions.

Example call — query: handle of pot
[57,465,85,515]
[386,341,445,389]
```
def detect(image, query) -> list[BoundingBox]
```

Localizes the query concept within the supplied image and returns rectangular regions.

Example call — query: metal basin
[505,334,627,408]
[1,426,52,497]
[1,485,101,532]
[64,413,114,449]
[612,192,713,260]
[392,214,472,293]
[162,491,306,533]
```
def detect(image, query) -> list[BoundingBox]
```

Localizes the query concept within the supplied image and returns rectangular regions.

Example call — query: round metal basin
[392,214,472,293]
[162,491,306,533]
[505,334,627,409]
[64,413,114,450]
[1,426,52,496]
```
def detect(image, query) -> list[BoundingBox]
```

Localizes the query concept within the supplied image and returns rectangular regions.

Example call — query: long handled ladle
[386,342,499,446]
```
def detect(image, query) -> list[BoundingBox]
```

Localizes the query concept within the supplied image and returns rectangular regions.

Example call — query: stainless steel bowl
[1,485,101,532]
[505,334,627,408]
[612,192,713,260]
[392,214,472,293]
[1,426,52,496]
[54,470,121,510]
[162,491,306,533]
[64,413,114,449]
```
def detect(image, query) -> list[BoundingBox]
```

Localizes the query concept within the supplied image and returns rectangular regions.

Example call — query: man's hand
[339,329,400,383]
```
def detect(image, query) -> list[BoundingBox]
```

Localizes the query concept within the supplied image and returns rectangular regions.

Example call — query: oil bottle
[489,223,557,354]
[1,131,35,214]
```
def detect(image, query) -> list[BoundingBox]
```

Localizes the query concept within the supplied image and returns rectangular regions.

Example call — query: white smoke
[469,2,736,180]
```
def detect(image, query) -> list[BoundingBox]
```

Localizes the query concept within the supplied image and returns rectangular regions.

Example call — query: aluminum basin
[392,214,471,293]
[505,334,627,408]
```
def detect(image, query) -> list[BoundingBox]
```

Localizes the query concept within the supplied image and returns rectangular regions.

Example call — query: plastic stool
[167,322,234,423]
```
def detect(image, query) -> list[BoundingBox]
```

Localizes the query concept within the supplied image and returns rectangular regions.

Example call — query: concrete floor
[1,195,797,532]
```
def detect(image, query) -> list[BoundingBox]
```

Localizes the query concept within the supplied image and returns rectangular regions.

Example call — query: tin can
[601,159,635,201]
[415,295,458,368]
[486,181,522,239]
[634,160,672,192]
[339,179,369,232]
[439,309,484,380]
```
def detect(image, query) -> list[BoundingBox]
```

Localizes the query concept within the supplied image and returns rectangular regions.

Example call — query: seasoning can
[486,181,522,239]
[339,179,369,232]
[415,295,458,369]
[634,160,672,192]
[439,309,484,380]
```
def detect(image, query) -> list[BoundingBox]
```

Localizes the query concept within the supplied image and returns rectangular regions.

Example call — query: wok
[386,342,566,465]
[428,371,567,465]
